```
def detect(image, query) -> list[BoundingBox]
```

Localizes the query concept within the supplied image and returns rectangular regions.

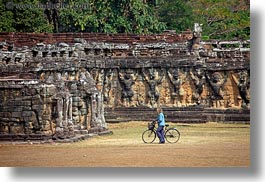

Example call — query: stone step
[74,130,88,135]
[105,107,250,123]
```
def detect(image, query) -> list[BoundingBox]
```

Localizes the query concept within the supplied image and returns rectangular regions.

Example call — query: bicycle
[142,121,180,144]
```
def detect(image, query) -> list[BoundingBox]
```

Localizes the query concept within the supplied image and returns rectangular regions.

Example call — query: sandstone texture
[0,25,250,141]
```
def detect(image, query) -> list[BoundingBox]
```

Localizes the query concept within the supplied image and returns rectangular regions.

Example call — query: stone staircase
[105,106,250,124]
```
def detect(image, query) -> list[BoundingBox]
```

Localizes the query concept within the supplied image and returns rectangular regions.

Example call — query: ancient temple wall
[0,31,250,140]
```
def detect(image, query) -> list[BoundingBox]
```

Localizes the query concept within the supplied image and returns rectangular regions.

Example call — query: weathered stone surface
[0,25,250,141]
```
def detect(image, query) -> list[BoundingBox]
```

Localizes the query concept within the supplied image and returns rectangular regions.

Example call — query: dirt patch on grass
[0,122,250,167]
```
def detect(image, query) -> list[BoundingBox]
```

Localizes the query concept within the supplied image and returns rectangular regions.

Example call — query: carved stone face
[197,69,203,77]
[172,69,180,79]
[125,73,131,79]
[212,72,222,83]
[213,76,219,83]
[240,77,245,82]
[173,72,179,79]
[150,73,155,80]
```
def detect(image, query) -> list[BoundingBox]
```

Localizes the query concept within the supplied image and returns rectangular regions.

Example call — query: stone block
[72,96,80,102]
[11,112,21,118]
[22,96,32,101]
[80,130,88,134]
[22,111,33,117]
[32,99,42,105]
[42,115,51,120]
[32,105,43,110]
[22,106,32,111]
[22,101,32,106]
[8,106,22,112]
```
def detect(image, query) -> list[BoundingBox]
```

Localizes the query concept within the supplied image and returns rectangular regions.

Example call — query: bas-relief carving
[167,68,188,107]
[0,69,107,138]
[0,30,250,139]
[98,68,249,109]
[206,71,228,108]
[142,68,164,108]
[103,69,114,106]
[190,68,206,105]
[231,70,250,108]
[118,69,138,107]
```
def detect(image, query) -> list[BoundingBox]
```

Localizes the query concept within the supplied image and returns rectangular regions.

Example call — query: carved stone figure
[118,69,137,106]
[91,93,106,128]
[54,72,62,82]
[69,71,76,81]
[52,82,74,139]
[0,32,251,141]
[168,68,187,106]
[206,72,228,108]
[231,70,250,108]
[45,71,55,83]
[103,69,113,104]
[91,68,105,92]
[79,68,96,90]
[142,68,164,107]
[190,68,206,105]
[193,23,202,44]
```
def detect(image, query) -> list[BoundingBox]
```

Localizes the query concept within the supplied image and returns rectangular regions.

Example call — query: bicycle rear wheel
[142,129,156,143]
[165,128,180,143]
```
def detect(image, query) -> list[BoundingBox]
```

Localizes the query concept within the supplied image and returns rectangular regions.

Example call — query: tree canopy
[59,0,166,33]
[157,0,194,33]
[189,0,250,40]
[0,0,250,40]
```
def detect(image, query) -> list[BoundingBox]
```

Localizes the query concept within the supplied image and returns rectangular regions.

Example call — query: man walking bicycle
[155,107,165,144]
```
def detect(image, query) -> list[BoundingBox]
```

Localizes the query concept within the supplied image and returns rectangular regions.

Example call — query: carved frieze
[0,30,250,140]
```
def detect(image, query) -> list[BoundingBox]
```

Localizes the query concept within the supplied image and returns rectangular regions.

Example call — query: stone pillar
[90,93,97,128]
[55,98,64,138]
[68,97,73,121]
[63,98,67,121]
[98,93,106,128]
[85,97,91,129]
[57,98,63,127]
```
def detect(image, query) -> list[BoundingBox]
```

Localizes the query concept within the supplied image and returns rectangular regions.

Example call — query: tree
[156,0,194,33]
[13,0,53,32]
[58,0,166,33]
[0,0,16,32]
[189,0,250,40]
[0,0,53,33]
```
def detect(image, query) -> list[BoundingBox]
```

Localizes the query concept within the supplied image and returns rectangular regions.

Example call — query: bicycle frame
[149,124,170,133]
[142,122,180,144]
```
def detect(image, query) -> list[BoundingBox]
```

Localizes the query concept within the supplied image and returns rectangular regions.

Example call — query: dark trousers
[156,126,165,143]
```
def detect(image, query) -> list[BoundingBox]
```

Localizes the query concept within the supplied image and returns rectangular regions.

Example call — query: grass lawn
[0,122,250,167]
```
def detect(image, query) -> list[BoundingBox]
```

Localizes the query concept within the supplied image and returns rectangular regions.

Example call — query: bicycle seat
[165,124,169,127]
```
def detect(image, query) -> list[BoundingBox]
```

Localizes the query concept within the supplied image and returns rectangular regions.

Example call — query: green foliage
[189,0,250,40]
[0,0,15,32]
[0,0,250,40]
[59,0,166,33]
[0,0,53,32]
[157,0,194,33]
[13,0,53,32]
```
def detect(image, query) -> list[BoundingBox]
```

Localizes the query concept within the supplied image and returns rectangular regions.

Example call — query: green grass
[69,121,250,147]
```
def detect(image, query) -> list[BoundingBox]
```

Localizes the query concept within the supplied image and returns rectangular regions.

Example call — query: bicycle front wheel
[165,128,180,143]
[142,129,156,143]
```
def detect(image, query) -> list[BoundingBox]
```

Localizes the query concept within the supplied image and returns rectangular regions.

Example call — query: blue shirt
[157,112,165,126]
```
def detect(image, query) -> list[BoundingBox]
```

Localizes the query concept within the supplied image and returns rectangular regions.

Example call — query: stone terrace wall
[0,31,193,47]
[0,28,250,141]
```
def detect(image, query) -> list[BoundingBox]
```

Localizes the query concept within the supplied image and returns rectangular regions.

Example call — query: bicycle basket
[148,122,155,130]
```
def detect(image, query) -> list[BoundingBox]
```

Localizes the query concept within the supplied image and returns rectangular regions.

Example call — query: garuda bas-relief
[142,68,164,108]
[118,69,138,107]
